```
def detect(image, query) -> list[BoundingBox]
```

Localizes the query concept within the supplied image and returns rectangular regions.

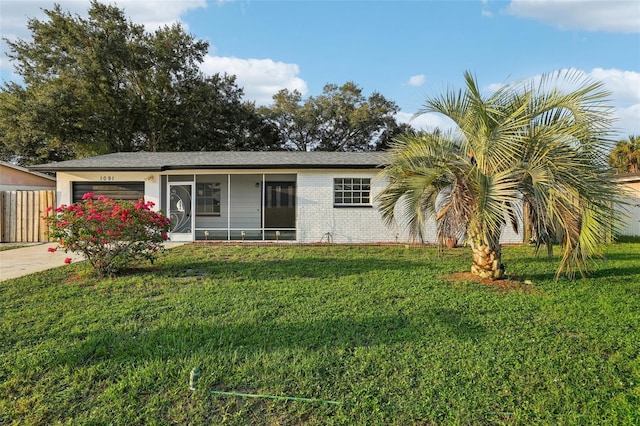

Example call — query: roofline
[612,172,640,183]
[30,163,385,172]
[29,166,162,172]
[162,163,384,170]
[3,161,57,180]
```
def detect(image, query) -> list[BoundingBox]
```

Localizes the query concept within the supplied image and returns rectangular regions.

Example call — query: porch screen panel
[72,182,144,203]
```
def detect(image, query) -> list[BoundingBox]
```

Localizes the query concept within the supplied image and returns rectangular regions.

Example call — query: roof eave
[162,163,384,170]
[29,166,164,172]
[30,164,385,172]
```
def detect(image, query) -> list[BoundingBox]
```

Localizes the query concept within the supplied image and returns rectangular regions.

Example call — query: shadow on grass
[502,248,640,282]
[145,257,434,281]
[586,266,640,280]
[56,309,486,368]
[508,265,640,283]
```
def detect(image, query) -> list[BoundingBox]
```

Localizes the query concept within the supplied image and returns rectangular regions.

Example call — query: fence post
[0,192,4,242]
[9,191,17,242]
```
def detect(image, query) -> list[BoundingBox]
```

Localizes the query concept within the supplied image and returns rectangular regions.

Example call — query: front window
[334,178,371,207]
[196,182,221,216]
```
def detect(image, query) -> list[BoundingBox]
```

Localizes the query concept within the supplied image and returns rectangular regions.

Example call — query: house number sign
[99,176,115,181]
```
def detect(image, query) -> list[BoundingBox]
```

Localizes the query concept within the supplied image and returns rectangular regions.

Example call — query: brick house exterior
[31,152,524,244]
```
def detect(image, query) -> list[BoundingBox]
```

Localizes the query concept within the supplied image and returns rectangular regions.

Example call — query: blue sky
[2,0,639,137]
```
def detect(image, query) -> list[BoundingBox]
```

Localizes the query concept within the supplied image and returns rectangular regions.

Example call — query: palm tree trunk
[470,243,504,279]
[468,225,505,280]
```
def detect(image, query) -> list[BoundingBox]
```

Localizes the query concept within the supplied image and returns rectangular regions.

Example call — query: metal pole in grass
[188,368,342,406]
[189,368,200,391]
[208,390,343,406]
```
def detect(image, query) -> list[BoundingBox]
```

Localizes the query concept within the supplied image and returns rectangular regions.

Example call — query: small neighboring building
[613,173,640,237]
[1,161,57,243]
[0,161,56,191]
[30,151,524,244]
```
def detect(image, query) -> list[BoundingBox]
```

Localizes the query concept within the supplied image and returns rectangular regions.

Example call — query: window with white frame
[196,182,221,216]
[334,178,371,207]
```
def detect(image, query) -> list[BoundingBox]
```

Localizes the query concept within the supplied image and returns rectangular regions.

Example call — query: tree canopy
[608,135,639,174]
[377,70,622,280]
[260,82,412,151]
[0,1,279,165]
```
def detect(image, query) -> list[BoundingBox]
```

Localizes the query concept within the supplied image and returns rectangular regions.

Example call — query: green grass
[0,244,31,252]
[1,243,639,425]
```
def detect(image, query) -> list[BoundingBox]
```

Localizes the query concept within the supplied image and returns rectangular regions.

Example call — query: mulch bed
[443,272,541,293]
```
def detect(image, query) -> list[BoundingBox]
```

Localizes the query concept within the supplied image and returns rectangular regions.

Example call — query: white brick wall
[616,180,640,236]
[296,169,523,245]
[296,170,420,243]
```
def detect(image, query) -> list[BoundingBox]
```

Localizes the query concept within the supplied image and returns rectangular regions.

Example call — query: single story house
[31,151,524,244]
[613,173,640,237]
[1,160,56,191]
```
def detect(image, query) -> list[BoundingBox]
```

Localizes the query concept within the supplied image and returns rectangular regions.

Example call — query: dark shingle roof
[30,151,389,172]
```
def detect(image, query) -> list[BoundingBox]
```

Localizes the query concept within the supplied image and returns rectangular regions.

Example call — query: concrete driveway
[0,242,186,282]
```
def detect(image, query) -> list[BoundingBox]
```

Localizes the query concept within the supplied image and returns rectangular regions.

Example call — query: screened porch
[164,173,296,241]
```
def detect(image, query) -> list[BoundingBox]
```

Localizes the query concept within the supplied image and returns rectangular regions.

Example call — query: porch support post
[262,173,266,241]
[227,174,231,241]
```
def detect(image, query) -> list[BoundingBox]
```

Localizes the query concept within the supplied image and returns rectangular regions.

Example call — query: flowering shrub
[45,193,171,277]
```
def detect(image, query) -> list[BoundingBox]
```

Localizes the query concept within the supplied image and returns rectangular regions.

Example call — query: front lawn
[1,244,639,425]
[0,244,31,252]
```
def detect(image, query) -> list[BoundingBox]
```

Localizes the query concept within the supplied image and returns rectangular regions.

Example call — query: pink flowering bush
[45,193,171,277]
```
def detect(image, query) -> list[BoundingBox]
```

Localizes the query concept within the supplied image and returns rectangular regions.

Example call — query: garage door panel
[73,182,145,203]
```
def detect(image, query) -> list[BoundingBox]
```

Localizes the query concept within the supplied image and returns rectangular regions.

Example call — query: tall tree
[260,82,410,151]
[608,135,639,173]
[0,1,278,165]
[377,70,622,280]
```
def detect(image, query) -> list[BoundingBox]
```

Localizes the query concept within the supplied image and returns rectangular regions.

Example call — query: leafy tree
[0,1,278,165]
[608,135,639,173]
[377,70,621,280]
[260,82,410,151]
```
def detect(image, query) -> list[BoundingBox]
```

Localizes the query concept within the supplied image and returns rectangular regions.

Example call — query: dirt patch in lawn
[443,272,542,294]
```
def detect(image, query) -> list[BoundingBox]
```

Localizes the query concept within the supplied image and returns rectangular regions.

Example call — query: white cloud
[616,104,640,137]
[0,0,207,79]
[615,103,640,136]
[589,68,640,105]
[0,0,206,36]
[407,74,426,87]
[485,82,506,92]
[410,68,640,138]
[396,111,459,134]
[485,68,640,137]
[0,0,307,105]
[115,0,208,29]
[505,0,640,33]
[202,55,308,105]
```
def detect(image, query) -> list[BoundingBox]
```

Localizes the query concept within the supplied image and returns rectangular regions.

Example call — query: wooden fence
[0,190,56,243]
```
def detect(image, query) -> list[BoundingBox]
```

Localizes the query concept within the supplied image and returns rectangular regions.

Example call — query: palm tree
[608,135,639,173]
[376,70,622,280]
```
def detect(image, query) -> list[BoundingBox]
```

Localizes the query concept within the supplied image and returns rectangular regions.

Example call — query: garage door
[72,182,145,203]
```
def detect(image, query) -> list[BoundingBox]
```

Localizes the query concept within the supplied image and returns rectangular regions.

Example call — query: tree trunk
[470,243,504,279]
[468,224,505,280]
